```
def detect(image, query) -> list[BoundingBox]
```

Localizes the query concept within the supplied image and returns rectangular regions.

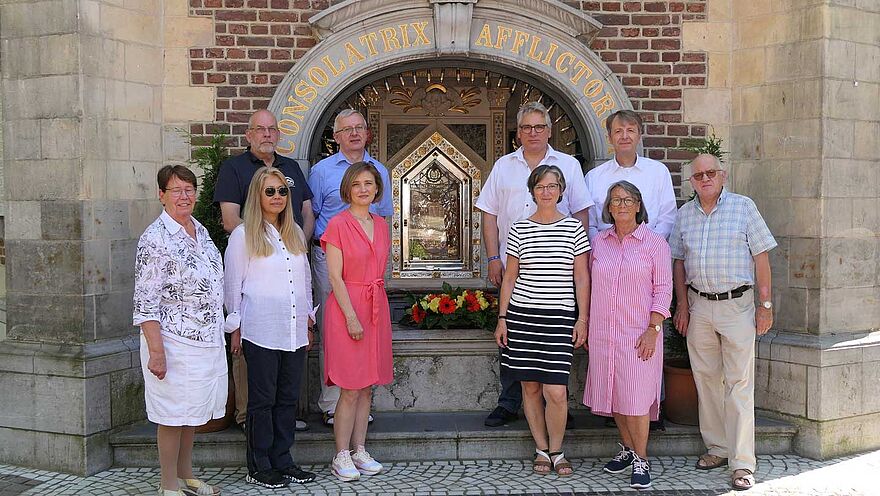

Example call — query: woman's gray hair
[527,164,566,204]
[602,180,649,225]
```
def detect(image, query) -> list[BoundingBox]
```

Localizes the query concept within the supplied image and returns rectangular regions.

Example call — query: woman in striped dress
[583,180,672,490]
[494,164,591,477]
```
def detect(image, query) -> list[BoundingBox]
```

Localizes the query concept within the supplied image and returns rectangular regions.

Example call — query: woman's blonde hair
[242,167,307,257]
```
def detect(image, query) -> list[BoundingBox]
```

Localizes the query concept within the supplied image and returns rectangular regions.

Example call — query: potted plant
[661,131,727,426]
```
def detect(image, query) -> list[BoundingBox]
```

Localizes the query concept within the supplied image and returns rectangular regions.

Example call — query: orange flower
[411,304,426,323]
[438,296,457,314]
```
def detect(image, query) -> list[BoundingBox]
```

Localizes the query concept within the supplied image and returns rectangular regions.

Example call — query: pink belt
[347,278,385,325]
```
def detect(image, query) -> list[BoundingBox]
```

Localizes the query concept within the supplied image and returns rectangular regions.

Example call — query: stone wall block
[788,237,821,289]
[84,375,112,435]
[129,122,162,162]
[40,117,81,160]
[759,360,808,416]
[824,80,880,121]
[4,159,84,201]
[109,367,145,428]
[825,39,856,79]
[775,286,809,331]
[735,159,792,199]
[829,6,880,45]
[852,121,880,160]
[0,0,78,38]
[16,76,80,119]
[164,17,214,49]
[823,119,854,159]
[790,158,822,198]
[83,239,111,295]
[94,291,136,340]
[107,162,157,200]
[682,88,731,128]
[682,22,731,52]
[762,119,821,159]
[81,37,125,80]
[41,200,84,240]
[735,14,775,48]
[129,200,162,238]
[105,80,155,122]
[813,363,864,419]
[6,293,85,343]
[163,86,216,122]
[854,43,880,82]
[1,38,41,78]
[762,80,822,121]
[39,33,80,75]
[731,49,765,85]
[110,238,137,290]
[100,5,161,46]
[733,86,763,123]
[820,198,853,238]
[822,236,877,288]
[707,52,730,88]
[162,125,190,163]
[852,198,880,235]
[822,159,879,198]
[708,0,732,21]
[91,200,131,240]
[81,77,107,119]
[4,119,41,160]
[5,201,41,241]
[81,160,108,201]
[6,240,83,294]
[163,48,191,86]
[124,44,163,86]
[729,125,762,160]
[165,0,189,16]
[821,287,879,333]
[765,40,823,81]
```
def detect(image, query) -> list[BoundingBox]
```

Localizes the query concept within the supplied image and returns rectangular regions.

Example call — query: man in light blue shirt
[308,109,393,425]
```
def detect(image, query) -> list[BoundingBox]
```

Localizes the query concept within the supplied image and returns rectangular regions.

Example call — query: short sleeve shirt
[669,189,777,293]
[214,149,313,227]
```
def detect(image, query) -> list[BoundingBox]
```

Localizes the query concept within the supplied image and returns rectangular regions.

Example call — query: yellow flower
[456,294,466,307]
[427,297,441,312]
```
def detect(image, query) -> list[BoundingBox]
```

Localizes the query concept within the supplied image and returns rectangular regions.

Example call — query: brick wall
[187,0,708,194]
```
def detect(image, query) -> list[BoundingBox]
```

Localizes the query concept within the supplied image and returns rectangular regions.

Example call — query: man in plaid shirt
[669,154,777,492]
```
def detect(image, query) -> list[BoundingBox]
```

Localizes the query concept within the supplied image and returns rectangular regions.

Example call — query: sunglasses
[691,169,721,181]
[264,186,289,197]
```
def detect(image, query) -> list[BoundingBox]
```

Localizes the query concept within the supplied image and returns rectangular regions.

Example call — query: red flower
[411,304,426,323]
[438,296,457,314]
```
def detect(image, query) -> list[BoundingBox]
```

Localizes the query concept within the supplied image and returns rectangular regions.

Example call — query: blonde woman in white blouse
[133,165,226,496]
[224,167,317,489]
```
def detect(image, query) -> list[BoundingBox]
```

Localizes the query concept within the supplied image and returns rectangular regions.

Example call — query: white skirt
[140,333,228,426]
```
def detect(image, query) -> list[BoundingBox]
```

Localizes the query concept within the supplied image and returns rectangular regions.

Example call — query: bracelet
[576,318,587,323]
[498,315,506,320]
[487,255,501,262]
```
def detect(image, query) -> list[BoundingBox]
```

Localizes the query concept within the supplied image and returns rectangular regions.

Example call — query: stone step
[111,412,797,467]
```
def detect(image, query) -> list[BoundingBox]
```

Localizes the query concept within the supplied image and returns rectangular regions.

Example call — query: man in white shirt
[476,101,592,427]
[585,110,677,242]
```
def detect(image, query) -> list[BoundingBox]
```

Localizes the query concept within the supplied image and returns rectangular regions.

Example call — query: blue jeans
[496,350,522,413]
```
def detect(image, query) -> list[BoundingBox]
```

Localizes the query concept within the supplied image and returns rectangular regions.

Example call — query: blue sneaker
[630,454,652,489]
[603,443,634,473]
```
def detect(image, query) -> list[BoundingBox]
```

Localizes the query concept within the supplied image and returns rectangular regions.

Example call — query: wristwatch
[651,324,662,332]
[761,300,773,309]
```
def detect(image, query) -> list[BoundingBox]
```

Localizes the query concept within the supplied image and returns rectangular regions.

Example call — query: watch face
[762,301,772,309]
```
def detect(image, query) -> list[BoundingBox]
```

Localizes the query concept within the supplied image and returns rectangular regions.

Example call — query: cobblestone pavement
[1,451,877,495]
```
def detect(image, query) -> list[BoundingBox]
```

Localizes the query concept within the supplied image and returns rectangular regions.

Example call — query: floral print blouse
[133,210,225,347]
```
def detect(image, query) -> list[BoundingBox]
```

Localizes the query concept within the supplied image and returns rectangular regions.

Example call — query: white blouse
[133,210,225,347]
[223,223,316,352]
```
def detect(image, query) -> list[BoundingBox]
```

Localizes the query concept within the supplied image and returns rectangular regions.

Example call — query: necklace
[351,213,372,222]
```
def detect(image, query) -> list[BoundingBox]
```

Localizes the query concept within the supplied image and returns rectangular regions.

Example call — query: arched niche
[267,0,633,170]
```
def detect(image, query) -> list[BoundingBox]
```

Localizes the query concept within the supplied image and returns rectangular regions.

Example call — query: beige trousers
[686,288,757,473]
[232,352,248,425]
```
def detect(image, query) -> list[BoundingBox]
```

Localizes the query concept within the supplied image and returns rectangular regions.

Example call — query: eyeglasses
[534,183,560,193]
[610,197,639,207]
[249,126,279,134]
[335,125,366,135]
[519,124,548,134]
[165,188,196,198]
[691,169,721,181]
[264,186,289,197]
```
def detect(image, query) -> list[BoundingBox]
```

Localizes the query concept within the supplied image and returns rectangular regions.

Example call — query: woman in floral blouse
[133,165,226,496]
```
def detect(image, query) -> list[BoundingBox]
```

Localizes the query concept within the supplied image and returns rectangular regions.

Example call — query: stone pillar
[728,0,880,459]
[0,0,165,474]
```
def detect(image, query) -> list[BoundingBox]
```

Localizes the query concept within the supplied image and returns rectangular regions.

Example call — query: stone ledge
[757,329,880,367]
[759,409,880,460]
[0,337,139,378]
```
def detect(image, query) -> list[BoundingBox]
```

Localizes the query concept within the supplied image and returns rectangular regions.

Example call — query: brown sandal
[732,469,755,491]
[695,453,728,470]
[533,448,551,475]
[549,451,573,477]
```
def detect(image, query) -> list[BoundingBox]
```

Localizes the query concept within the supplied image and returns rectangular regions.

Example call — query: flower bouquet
[403,282,498,330]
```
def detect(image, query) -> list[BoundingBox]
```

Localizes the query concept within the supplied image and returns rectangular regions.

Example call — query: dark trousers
[242,340,306,474]
[497,349,523,413]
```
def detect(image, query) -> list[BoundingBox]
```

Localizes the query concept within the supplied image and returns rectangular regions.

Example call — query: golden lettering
[511,31,529,54]
[344,42,366,65]
[308,67,329,87]
[584,79,603,98]
[277,139,295,154]
[541,42,558,66]
[475,23,493,47]
[294,80,317,103]
[278,118,300,136]
[380,28,401,52]
[321,55,346,77]
[398,24,412,48]
[555,52,574,74]
[358,32,379,56]
[527,35,544,61]
[494,25,512,49]
[282,95,309,120]
[411,21,430,45]
[591,94,615,117]
[569,60,593,85]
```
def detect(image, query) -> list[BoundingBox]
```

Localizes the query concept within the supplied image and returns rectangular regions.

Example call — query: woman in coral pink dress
[321,162,393,482]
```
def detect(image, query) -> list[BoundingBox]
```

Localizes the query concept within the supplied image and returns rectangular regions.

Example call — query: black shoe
[649,417,666,431]
[246,470,288,488]
[630,455,652,489]
[566,412,575,430]
[604,443,634,473]
[279,465,316,484]
[484,406,517,427]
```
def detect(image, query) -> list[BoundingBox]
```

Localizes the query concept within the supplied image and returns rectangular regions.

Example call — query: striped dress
[583,223,672,420]
[501,217,590,385]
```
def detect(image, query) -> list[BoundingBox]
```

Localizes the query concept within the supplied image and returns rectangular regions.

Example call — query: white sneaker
[331,450,361,482]
[351,446,383,475]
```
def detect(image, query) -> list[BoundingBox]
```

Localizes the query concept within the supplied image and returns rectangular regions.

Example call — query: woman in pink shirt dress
[321,162,392,482]
[584,180,672,490]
